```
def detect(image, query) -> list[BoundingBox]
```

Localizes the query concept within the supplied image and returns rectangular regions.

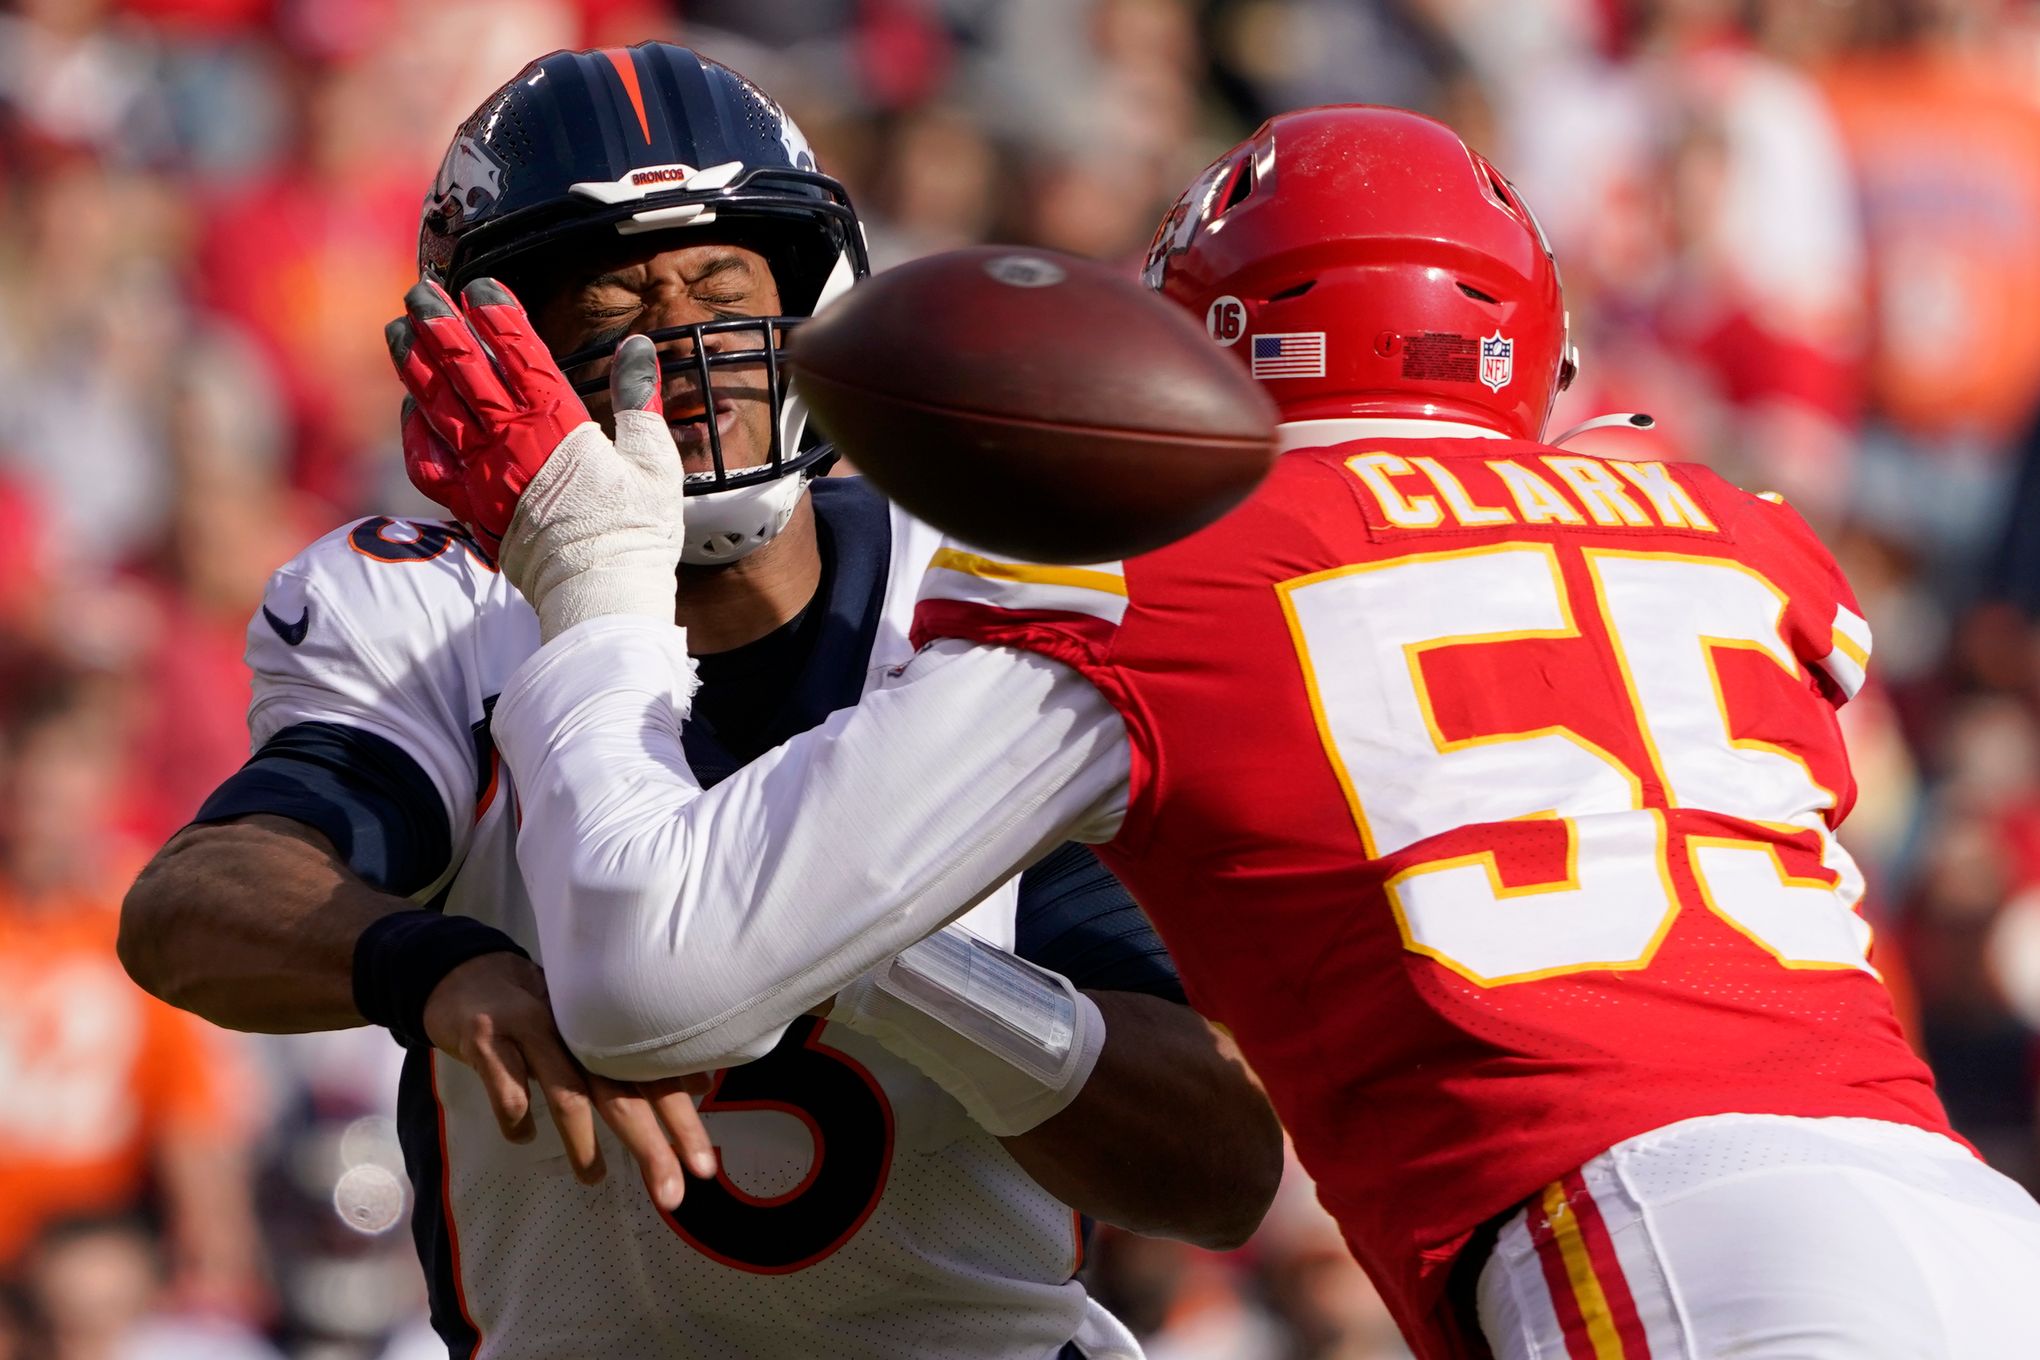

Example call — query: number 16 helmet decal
[1143,105,1577,442]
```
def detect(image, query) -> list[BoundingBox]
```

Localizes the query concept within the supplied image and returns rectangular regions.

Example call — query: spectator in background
[861,104,999,269]
[0,677,264,1318]
[22,1216,282,1360]
[1820,0,2040,578]
[1087,1225,1286,1360]
[1487,0,1869,501]
[118,329,321,845]
[189,0,584,512]
[0,149,182,570]
[0,1287,24,1360]
[1248,1157,1409,1360]
[0,474,54,686]
[1898,695,2040,1188]
[0,0,164,161]
[1087,1151,1415,1360]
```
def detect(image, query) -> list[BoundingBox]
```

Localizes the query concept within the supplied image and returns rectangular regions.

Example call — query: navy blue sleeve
[1013,843,1186,1004]
[192,721,453,897]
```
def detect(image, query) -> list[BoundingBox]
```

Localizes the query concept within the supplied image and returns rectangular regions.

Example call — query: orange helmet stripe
[601,47,652,143]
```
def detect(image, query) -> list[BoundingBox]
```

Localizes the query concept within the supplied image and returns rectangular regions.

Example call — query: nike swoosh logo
[263,604,310,646]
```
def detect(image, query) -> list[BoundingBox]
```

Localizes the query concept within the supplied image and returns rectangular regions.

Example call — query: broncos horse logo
[427,133,508,232]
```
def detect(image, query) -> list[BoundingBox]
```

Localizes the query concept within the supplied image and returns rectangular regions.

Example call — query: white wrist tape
[502,413,685,642]
[833,928,1106,1138]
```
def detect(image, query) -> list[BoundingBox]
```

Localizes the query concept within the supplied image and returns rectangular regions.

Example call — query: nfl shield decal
[1479,331,1514,392]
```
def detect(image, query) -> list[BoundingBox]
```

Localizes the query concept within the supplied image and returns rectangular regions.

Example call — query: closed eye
[576,320,635,355]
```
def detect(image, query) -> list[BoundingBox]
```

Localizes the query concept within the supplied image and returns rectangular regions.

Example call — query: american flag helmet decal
[1250,332,1327,379]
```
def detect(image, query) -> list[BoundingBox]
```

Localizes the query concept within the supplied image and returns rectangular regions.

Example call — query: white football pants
[1476,1113,2040,1358]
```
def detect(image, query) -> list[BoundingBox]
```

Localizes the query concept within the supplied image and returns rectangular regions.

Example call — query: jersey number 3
[1282,544,1873,985]
[664,1017,894,1273]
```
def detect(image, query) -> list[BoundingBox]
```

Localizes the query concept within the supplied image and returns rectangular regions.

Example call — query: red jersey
[911,436,1952,1358]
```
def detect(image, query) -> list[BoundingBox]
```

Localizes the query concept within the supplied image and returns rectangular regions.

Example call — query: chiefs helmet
[420,43,870,563]
[1143,105,1576,442]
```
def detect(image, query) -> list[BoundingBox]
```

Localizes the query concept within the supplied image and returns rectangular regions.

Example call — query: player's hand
[387,278,586,548]
[387,278,687,642]
[400,393,496,557]
[422,951,718,1212]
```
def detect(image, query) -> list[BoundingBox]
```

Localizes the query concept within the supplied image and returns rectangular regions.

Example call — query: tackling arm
[1005,989,1279,1250]
[493,615,1287,1243]
[492,620,1132,1078]
[988,845,1282,1249]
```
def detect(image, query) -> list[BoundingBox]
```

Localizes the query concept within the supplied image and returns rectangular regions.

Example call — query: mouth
[669,401,740,452]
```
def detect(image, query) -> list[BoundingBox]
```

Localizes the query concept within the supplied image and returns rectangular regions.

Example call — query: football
[790,246,1280,564]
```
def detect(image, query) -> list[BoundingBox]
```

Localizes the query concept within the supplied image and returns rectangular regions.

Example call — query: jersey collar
[1275,417,1510,452]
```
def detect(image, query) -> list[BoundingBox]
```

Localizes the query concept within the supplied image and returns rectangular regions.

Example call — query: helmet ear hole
[1218,159,1256,216]
[1559,345,1579,392]
[1478,162,1514,211]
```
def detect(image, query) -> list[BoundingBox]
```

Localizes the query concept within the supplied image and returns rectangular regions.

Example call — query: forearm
[496,619,1129,1079]
[120,816,403,1032]
[1000,990,1283,1250]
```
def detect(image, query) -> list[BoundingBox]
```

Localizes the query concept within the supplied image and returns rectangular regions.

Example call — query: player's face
[530,239,785,479]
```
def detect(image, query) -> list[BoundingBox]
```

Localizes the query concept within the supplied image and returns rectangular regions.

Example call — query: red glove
[385,278,593,551]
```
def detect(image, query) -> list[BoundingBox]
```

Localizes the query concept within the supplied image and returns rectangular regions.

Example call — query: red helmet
[1142,105,1576,440]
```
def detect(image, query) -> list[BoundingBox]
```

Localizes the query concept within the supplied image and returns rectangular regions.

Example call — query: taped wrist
[833,929,1106,1138]
[503,418,683,641]
[352,910,529,1050]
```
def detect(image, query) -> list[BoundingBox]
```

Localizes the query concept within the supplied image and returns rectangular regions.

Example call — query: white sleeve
[491,614,1131,1080]
[244,522,490,870]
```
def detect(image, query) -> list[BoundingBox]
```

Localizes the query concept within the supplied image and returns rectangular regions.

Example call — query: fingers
[608,333,682,477]
[462,279,584,416]
[647,1076,720,1181]
[387,301,489,454]
[400,395,473,523]
[608,334,663,416]
[468,1030,536,1145]
[518,1037,606,1186]
[403,280,518,427]
[588,1075,689,1213]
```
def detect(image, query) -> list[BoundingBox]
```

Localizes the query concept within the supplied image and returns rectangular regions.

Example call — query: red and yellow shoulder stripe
[1813,603,1872,700]
[916,547,1129,626]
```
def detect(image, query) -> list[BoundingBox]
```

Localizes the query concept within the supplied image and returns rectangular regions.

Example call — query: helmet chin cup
[682,472,812,565]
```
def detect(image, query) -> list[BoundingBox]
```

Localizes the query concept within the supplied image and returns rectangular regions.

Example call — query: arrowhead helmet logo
[1479,331,1514,393]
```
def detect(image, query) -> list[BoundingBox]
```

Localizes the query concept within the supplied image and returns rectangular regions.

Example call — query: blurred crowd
[3,0,2040,1357]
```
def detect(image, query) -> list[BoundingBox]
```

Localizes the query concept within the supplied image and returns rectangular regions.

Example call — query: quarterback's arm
[995,846,1282,1250]
[494,617,1133,1078]
[121,551,486,1034]
[123,810,426,1031]
[121,543,713,1203]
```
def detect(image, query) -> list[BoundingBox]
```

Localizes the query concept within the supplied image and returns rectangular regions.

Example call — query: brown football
[789,246,1279,564]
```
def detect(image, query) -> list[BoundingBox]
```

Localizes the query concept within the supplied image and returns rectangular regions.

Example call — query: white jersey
[242,498,1139,1360]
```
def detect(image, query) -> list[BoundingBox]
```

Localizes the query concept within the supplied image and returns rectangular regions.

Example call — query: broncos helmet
[419,43,871,563]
